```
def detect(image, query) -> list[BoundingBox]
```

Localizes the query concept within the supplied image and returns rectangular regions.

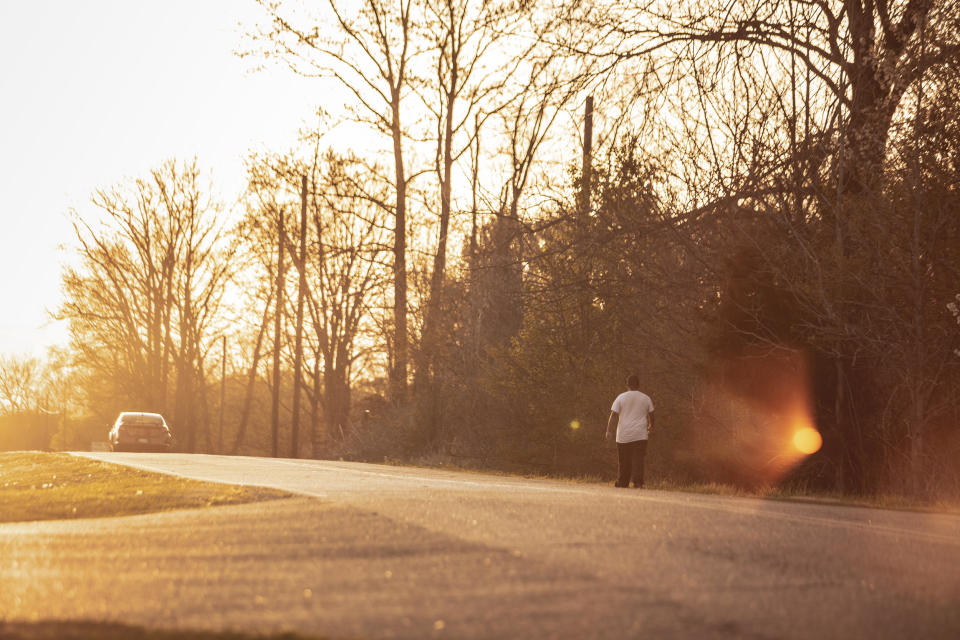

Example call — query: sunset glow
[0,1,316,356]
[0,0,952,510]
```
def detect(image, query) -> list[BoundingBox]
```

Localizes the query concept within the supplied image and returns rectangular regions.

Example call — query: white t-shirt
[611,390,654,443]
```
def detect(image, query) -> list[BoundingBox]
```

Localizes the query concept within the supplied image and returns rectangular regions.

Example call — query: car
[108,412,174,453]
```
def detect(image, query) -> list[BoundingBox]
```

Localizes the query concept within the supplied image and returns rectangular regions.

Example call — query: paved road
[2,453,959,639]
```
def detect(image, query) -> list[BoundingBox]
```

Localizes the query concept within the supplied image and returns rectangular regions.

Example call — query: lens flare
[694,347,820,487]
[792,426,822,455]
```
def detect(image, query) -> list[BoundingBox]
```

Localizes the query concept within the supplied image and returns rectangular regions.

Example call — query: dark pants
[616,439,648,488]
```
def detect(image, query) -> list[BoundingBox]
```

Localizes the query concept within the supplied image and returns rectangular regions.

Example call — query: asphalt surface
[2,453,959,639]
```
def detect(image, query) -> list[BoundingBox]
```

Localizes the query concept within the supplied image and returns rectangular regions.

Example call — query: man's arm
[648,410,655,433]
[605,411,618,441]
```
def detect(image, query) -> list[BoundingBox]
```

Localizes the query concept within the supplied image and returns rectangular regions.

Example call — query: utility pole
[580,95,594,214]
[271,207,285,458]
[291,175,308,458]
[218,334,226,455]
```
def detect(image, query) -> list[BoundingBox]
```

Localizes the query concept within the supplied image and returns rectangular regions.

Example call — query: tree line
[4,0,958,498]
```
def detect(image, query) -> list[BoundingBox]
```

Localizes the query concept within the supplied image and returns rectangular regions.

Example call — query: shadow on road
[0,621,338,640]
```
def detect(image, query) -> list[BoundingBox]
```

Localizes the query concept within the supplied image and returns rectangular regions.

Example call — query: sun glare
[792,426,822,455]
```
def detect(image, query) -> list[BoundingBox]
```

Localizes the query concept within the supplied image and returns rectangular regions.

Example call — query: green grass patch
[0,452,293,524]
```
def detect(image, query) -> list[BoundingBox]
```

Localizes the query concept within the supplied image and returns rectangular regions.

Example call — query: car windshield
[119,414,165,426]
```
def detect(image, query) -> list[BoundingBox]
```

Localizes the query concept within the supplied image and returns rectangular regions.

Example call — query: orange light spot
[792,427,822,454]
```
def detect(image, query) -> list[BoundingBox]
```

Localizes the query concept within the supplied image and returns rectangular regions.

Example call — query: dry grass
[377,454,960,514]
[0,621,327,640]
[0,452,292,524]
[646,478,960,514]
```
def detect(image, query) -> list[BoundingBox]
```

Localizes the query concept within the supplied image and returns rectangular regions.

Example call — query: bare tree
[417,0,523,339]
[60,159,232,450]
[0,355,39,415]
[413,0,535,437]
[229,284,275,455]
[566,0,959,196]
[241,146,391,455]
[249,0,419,400]
[307,153,391,447]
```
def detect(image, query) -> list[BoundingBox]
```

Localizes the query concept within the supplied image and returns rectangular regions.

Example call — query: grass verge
[646,479,960,514]
[377,454,960,514]
[0,452,293,524]
[0,621,329,640]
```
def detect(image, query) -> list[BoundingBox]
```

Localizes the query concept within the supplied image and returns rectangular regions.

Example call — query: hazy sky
[0,0,319,357]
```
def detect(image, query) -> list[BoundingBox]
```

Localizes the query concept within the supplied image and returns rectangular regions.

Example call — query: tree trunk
[325,364,351,443]
[271,208,285,458]
[311,353,322,457]
[390,94,409,402]
[417,53,458,443]
[291,176,308,458]
[177,241,196,452]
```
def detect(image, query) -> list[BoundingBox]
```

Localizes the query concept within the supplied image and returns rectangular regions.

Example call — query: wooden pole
[581,95,594,214]
[218,334,225,454]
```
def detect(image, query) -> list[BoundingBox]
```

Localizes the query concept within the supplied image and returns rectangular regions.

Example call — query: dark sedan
[108,412,174,452]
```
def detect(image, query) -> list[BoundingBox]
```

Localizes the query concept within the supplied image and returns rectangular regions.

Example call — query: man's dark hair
[627,374,640,390]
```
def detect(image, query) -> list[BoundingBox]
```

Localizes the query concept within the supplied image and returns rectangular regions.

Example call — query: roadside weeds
[376,455,960,515]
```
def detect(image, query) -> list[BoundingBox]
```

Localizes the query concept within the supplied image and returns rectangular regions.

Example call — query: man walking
[605,374,655,488]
